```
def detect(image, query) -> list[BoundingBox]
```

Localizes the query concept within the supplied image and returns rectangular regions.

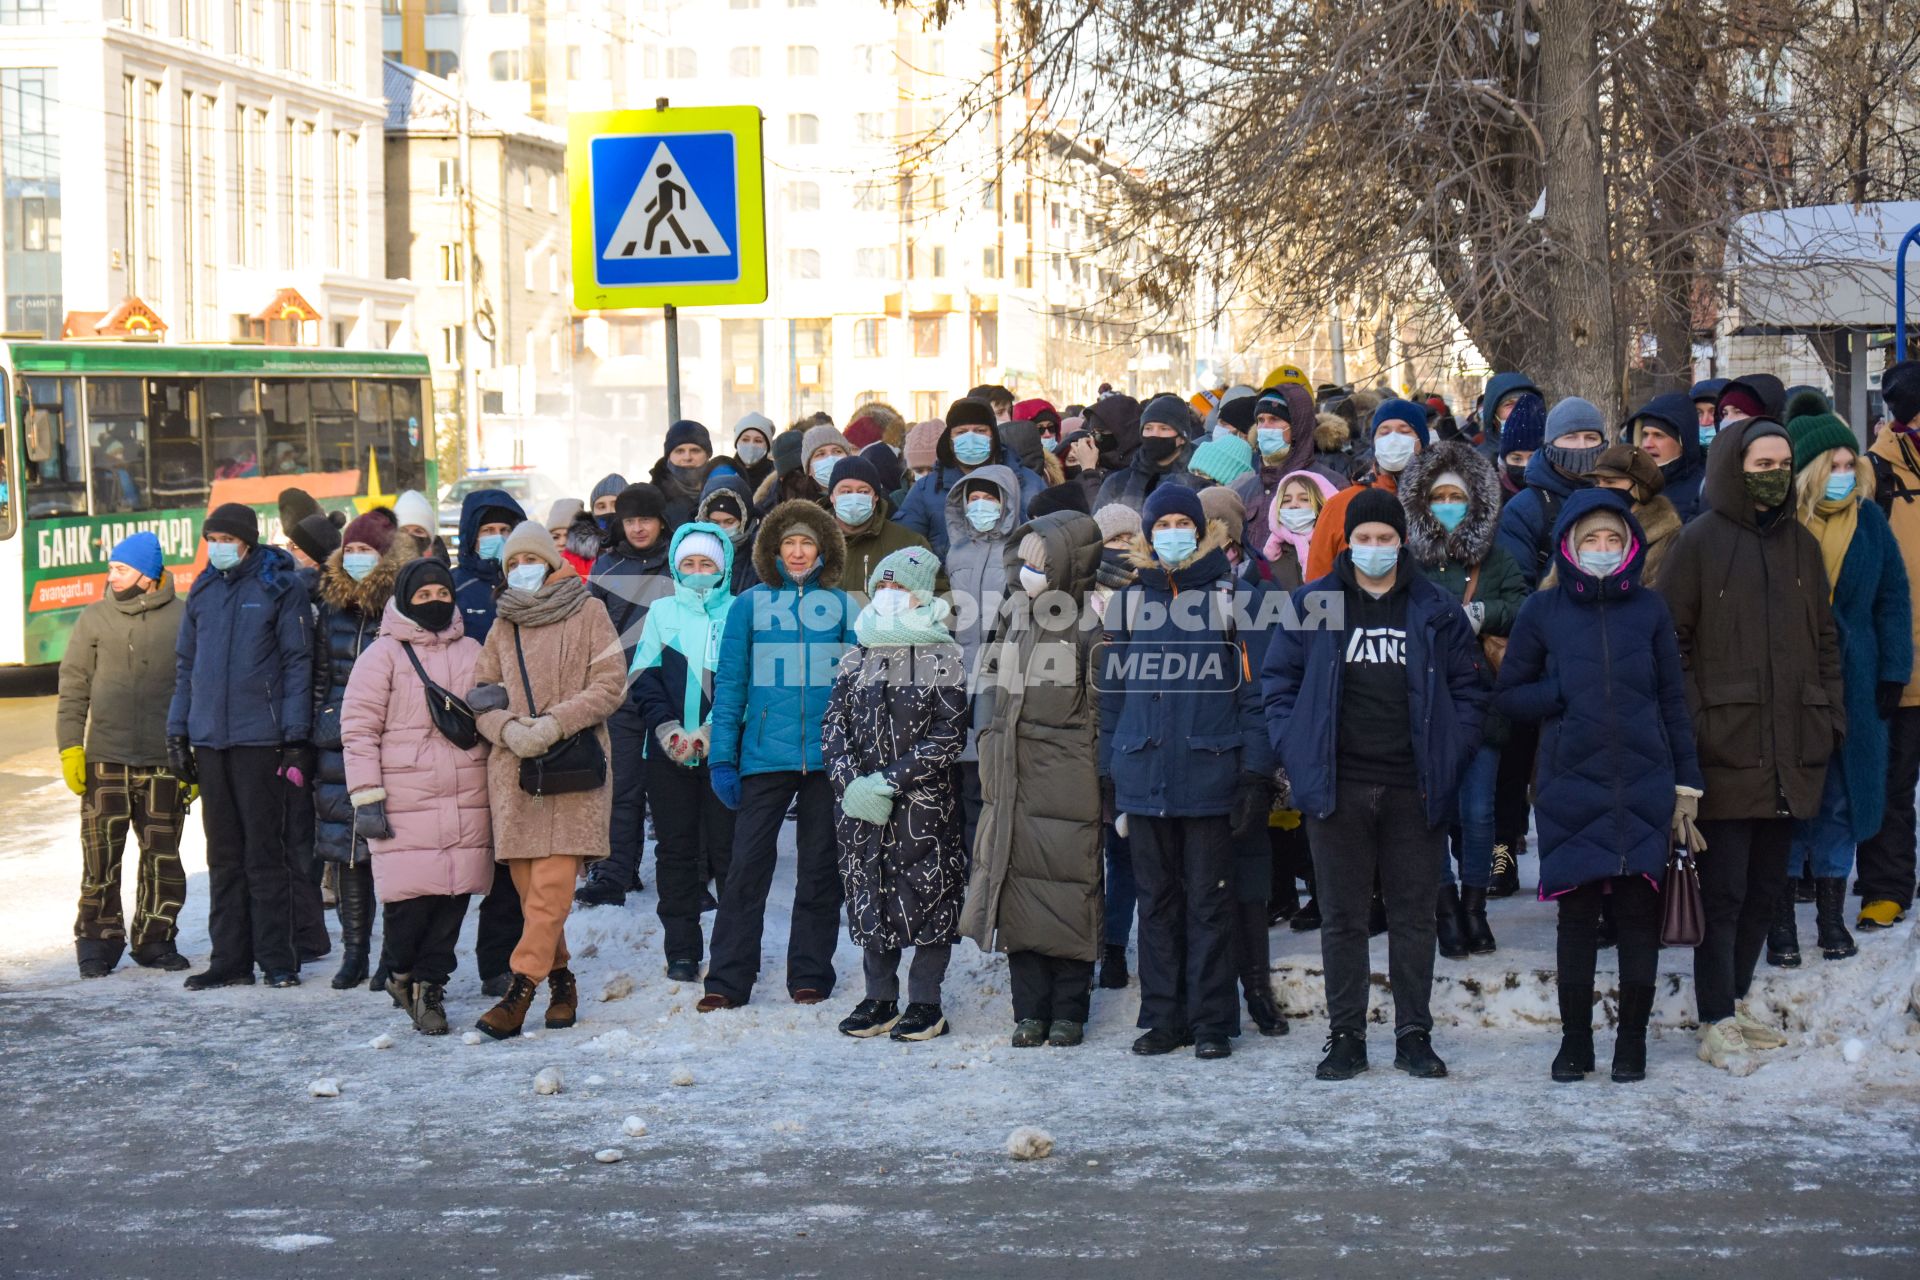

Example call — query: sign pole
[665,303,681,423]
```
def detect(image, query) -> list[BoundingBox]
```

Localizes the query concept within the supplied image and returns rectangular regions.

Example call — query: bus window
[260,379,311,475]
[0,368,13,538]
[312,379,357,472]
[374,379,425,491]
[206,378,263,480]
[25,376,85,518]
[85,377,151,512]
[146,378,206,509]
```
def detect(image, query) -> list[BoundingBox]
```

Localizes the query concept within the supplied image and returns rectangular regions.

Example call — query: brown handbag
[1661,836,1706,947]
[1462,565,1507,673]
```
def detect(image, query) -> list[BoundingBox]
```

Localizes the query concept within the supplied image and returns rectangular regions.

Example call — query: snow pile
[621,1115,648,1137]
[1006,1126,1054,1161]
[367,1033,394,1050]
[600,973,636,1003]
[308,1078,340,1098]
[257,1234,333,1252]
[533,1066,564,1095]
[592,1148,624,1164]
[668,1066,694,1087]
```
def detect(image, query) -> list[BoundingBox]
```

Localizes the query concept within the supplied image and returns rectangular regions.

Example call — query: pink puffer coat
[340,599,494,903]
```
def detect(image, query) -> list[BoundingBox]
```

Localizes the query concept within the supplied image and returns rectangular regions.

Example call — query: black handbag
[399,642,481,750]
[512,624,606,797]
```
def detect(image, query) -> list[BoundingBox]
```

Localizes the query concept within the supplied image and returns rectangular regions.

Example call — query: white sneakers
[1735,1005,1790,1049]
[1697,1018,1749,1070]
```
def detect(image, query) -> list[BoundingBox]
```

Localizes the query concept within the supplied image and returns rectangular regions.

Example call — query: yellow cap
[1264,364,1310,390]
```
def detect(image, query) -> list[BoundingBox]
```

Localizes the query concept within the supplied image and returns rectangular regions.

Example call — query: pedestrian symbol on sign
[604,142,730,261]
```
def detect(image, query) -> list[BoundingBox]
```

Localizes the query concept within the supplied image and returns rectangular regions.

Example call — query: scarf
[659,463,706,510]
[496,570,590,627]
[854,596,955,648]
[1803,495,1858,603]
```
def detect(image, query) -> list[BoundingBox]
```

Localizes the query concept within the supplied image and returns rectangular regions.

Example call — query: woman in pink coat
[341,558,493,1035]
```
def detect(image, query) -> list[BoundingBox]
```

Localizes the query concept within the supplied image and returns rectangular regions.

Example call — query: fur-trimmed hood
[754,497,847,589]
[1123,517,1233,572]
[316,532,419,615]
[1314,411,1351,453]
[1401,439,1502,569]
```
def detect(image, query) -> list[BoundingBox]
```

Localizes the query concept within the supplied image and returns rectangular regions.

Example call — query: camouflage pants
[76,762,187,955]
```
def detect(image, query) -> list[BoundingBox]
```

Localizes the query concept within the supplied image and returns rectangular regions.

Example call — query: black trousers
[704,771,842,1003]
[595,701,650,888]
[1231,900,1270,983]
[1857,706,1920,910]
[1304,779,1445,1036]
[1695,817,1793,1025]
[195,745,296,976]
[280,776,330,960]
[1495,722,1538,848]
[474,862,523,983]
[1129,814,1238,1037]
[1269,822,1314,903]
[382,894,471,985]
[1007,950,1094,1024]
[648,752,736,964]
[1557,876,1661,1001]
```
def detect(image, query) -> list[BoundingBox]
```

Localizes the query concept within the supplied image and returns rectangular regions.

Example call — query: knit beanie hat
[291,512,341,563]
[734,411,775,445]
[1092,502,1142,543]
[1498,393,1547,455]
[664,419,713,457]
[1785,388,1832,426]
[1372,399,1431,446]
[802,423,853,466]
[109,531,165,582]
[1027,481,1090,519]
[393,489,435,532]
[904,419,944,470]
[1344,486,1407,540]
[393,557,457,628]
[1546,396,1608,444]
[614,482,667,523]
[1218,396,1261,432]
[1189,435,1255,485]
[1140,393,1195,437]
[861,440,904,495]
[500,518,562,572]
[771,428,805,476]
[1264,363,1311,389]
[1017,530,1050,573]
[945,397,996,431]
[868,545,940,604]
[546,497,584,532]
[1790,413,1860,474]
[277,487,321,534]
[1198,485,1247,543]
[674,531,727,571]
[844,415,884,450]
[204,502,260,547]
[1141,481,1207,532]
[1568,507,1631,556]
[589,473,629,505]
[827,454,882,494]
[341,511,395,555]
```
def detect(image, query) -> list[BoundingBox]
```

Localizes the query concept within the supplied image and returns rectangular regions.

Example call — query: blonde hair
[1279,476,1326,513]
[1795,447,1874,522]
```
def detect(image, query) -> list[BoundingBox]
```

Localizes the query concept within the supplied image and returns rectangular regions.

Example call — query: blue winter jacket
[1495,448,1589,588]
[1494,489,1704,894]
[632,522,737,755]
[707,501,858,778]
[451,487,526,643]
[1260,549,1490,825]
[1096,534,1275,818]
[168,544,314,749]
[894,427,1045,557]
[1627,391,1706,523]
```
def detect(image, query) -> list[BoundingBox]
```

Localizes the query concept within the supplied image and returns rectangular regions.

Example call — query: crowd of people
[54,361,1920,1081]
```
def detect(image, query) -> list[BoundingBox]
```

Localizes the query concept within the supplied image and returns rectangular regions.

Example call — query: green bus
[0,341,435,666]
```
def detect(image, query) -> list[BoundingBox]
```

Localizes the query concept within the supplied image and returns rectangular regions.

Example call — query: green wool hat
[1789,413,1859,474]
[1188,435,1255,485]
[868,544,941,604]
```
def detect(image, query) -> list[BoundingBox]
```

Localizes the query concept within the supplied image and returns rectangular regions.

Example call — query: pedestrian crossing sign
[569,106,767,309]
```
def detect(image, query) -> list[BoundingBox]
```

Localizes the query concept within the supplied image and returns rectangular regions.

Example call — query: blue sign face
[589,131,742,288]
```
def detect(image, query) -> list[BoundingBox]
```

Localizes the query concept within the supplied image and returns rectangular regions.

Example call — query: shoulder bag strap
[399,640,440,695]
[512,623,541,715]
[1463,563,1480,605]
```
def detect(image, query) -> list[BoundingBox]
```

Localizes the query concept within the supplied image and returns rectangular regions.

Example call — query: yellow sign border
[568,105,768,310]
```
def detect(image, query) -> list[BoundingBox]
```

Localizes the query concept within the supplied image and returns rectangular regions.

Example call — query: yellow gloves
[60,746,86,795]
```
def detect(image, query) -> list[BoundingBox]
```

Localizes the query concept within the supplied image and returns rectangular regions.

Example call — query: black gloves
[278,740,317,788]
[353,800,394,840]
[1233,771,1275,834]
[1878,681,1904,720]
[167,736,197,785]
[1098,776,1116,825]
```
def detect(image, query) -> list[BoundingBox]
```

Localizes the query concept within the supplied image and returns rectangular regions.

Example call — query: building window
[852,319,885,358]
[787,114,818,145]
[1012,193,1025,223]
[912,315,941,358]
[981,247,999,278]
[1,67,61,336]
[439,242,462,283]
[523,241,535,290]
[787,46,819,76]
[854,248,890,278]
[489,50,523,81]
[425,49,458,77]
[1,0,50,21]
[853,43,888,73]
[435,156,458,199]
[441,325,462,365]
[853,179,894,212]
[729,46,760,77]
[787,248,820,279]
[665,47,697,78]
[784,181,819,211]
[854,112,886,144]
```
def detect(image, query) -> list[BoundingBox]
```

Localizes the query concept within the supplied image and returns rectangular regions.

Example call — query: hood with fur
[1400,439,1502,569]
[753,497,847,589]
[1313,411,1351,453]
[317,532,420,615]
[1124,517,1233,573]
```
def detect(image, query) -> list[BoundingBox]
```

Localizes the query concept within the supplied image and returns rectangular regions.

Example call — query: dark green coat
[57,576,184,767]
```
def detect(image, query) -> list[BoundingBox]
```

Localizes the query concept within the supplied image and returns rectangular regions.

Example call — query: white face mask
[1018,565,1049,598]
[1278,507,1317,534]
[1373,433,1418,473]
[506,563,548,593]
[870,587,915,616]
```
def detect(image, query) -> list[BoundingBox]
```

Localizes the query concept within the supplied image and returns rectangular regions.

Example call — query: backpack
[1868,445,1919,517]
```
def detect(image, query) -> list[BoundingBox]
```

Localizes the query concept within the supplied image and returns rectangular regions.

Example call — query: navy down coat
[1494,489,1704,895]
[168,543,314,749]
[451,487,526,643]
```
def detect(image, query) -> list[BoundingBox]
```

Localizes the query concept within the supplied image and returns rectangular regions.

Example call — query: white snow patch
[600,973,635,1002]
[621,1115,648,1137]
[1843,1037,1867,1064]
[1006,1126,1054,1161]
[593,1148,624,1164]
[257,1234,332,1252]
[668,1066,694,1087]
[533,1066,564,1095]
[461,1031,483,1045]
[367,1033,395,1050]
[307,1078,339,1098]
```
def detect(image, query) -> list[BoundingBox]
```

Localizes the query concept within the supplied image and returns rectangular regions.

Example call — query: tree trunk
[1538,0,1621,418]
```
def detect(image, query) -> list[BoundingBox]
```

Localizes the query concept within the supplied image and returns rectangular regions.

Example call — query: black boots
[1243,975,1289,1036]
[1814,878,1858,960]
[1461,886,1497,954]
[1436,885,1470,959]
[1552,982,1597,1081]
[1316,1031,1368,1080]
[1767,888,1802,968]
[1488,842,1521,898]
[1098,943,1129,989]
[1611,983,1655,1083]
[331,862,373,990]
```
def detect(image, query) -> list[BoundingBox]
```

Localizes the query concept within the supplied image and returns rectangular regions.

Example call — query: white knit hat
[393,489,435,532]
[675,531,726,572]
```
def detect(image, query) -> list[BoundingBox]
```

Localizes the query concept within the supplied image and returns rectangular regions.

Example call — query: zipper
[1599,598,1626,876]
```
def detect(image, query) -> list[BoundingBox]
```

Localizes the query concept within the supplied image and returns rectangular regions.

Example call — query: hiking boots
[409,981,449,1035]
[475,973,538,1039]
[1011,1018,1049,1048]
[1815,878,1857,960]
[544,967,578,1030]
[665,958,701,983]
[1047,1020,1084,1048]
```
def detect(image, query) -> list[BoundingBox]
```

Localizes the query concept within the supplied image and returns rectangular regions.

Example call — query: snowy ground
[3,714,1920,1276]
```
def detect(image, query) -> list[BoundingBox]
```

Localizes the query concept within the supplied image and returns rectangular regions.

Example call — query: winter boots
[1289,895,1322,931]
[1858,898,1906,930]
[475,973,538,1039]
[544,967,578,1030]
[665,958,701,983]
[387,972,449,1036]
[1552,983,1597,1082]
[1393,1029,1448,1078]
[890,1003,947,1041]
[1131,1027,1194,1056]
[1461,886,1497,954]
[1011,1018,1049,1048]
[1097,943,1129,989]
[572,871,626,908]
[1243,975,1290,1036]
[1316,1031,1368,1080]
[1611,983,1655,1083]
[1488,842,1520,898]
[1047,1020,1084,1047]
[331,862,373,990]
[1436,885,1471,960]
[837,999,900,1038]
[131,941,190,971]
[1814,878,1857,960]
[1766,890,1802,968]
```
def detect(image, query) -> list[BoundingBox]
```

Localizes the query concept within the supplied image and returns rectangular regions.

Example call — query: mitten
[60,746,86,796]
[840,772,897,825]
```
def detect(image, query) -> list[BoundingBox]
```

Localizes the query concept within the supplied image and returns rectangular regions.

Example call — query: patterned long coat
[821,640,970,949]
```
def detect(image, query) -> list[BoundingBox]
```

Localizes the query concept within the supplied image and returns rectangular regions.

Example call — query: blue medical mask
[1256,427,1290,457]
[1825,472,1856,502]
[1212,425,1240,444]
[810,456,840,489]
[1278,507,1316,534]
[1350,544,1399,578]
[681,571,723,593]
[476,532,506,561]
[1697,425,1718,449]
[952,432,993,466]
[1041,436,1059,454]
[1150,527,1198,563]
[506,564,548,593]
[1578,549,1625,578]
[1431,501,1468,532]
[965,498,1001,532]
[207,541,243,571]
[833,492,875,526]
[342,551,379,581]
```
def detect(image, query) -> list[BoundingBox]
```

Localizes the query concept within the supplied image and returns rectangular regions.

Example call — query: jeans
[1857,706,1920,909]
[704,771,843,1003]
[1694,817,1794,1025]
[1791,757,1854,880]
[1102,824,1136,949]
[1304,779,1446,1036]
[1129,814,1238,1038]
[1445,744,1501,889]
[862,943,951,1005]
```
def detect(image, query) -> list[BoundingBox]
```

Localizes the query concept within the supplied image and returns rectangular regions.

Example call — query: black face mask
[403,599,456,633]
[1504,463,1528,489]
[1139,436,1180,464]
[112,583,146,602]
